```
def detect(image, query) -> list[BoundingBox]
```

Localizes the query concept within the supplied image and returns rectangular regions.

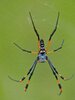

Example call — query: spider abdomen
[38,53,46,63]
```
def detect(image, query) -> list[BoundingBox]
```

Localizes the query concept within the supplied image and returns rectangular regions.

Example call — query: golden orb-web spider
[9,12,73,95]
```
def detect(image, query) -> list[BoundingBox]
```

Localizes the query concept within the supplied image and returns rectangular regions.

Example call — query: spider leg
[46,56,62,95]
[53,40,64,52]
[24,57,38,92]
[29,12,40,50]
[46,12,60,51]
[8,65,33,82]
[8,76,21,82]
[49,12,60,41]
[8,58,38,83]
[48,58,73,81]
[14,43,38,54]
[47,40,64,54]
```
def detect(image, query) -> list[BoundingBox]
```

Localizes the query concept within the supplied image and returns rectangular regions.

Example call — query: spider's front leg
[46,12,60,51]
[29,12,40,50]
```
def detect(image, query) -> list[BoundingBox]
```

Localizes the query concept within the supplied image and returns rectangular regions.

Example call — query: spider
[8,12,73,95]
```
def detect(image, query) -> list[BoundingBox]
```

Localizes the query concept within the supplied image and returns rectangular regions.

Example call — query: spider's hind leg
[8,60,36,83]
[24,57,38,92]
[46,56,62,95]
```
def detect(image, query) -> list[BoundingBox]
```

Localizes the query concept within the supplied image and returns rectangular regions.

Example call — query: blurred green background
[0,0,75,100]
